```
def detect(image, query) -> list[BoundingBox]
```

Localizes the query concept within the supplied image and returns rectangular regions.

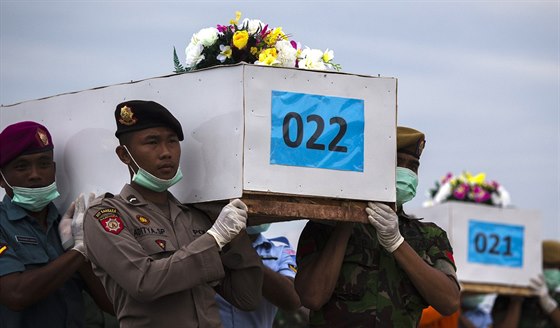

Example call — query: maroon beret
[0,121,54,168]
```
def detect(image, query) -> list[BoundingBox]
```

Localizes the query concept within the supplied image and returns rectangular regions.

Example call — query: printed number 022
[282,112,347,153]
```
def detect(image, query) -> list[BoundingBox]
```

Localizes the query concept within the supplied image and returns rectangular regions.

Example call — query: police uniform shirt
[0,195,85,328]
[83,184,262,328]
[216,234,298,328]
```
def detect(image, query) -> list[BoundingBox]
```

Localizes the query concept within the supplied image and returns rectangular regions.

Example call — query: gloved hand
[530,274,558,314]
[207,199,248,250]
[59,200,76,250]
[365,202,404,253]
[70,192,95,257]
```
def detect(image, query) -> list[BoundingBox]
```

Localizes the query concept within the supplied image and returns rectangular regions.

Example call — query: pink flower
[472,186,491,203]
[442,172,454,184]
[453,183,469,200]
[216,24,228,33]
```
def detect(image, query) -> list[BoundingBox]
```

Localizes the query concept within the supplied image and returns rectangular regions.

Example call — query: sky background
[1,1,558,246]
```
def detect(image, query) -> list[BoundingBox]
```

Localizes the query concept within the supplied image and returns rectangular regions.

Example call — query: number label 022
[270,90,364,172]
[467,220,524,268]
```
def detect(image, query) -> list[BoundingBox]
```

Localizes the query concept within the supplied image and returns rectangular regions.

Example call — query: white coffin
[411,201,542,289]
[0,64,397,210]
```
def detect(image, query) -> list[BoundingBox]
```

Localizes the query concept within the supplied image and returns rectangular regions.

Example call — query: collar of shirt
[2,194,60,226]
[119,184,189,211]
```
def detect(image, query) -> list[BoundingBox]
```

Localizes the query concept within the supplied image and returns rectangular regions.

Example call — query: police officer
[83,100,263,327]
[0,121,113,327]
[295,126,460,327]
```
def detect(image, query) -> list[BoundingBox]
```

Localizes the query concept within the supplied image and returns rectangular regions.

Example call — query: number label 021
[270,90,364,172]
[467,220,524,268]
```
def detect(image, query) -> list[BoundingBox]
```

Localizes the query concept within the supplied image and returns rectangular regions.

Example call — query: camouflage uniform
[296,211,457,328]
[492,291,560,328]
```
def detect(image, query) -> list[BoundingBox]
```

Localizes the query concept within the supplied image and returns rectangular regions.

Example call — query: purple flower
[472,186,491,203]
[453,184,469,200]
[442,172,453,184]
[217,24,228,33]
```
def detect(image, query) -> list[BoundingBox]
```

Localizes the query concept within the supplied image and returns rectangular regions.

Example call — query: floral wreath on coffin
[423,171,511,208]
[173,11,341,72]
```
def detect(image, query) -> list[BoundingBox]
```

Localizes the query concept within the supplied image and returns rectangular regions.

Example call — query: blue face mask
[0,171,60,212]
[396,167,418,207]
[246,223,271,235]
[124,146,183,193]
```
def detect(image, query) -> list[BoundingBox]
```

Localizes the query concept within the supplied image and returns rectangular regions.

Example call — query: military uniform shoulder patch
[100,215,124,235]
[0,244,8,256]
[94,208,119,220]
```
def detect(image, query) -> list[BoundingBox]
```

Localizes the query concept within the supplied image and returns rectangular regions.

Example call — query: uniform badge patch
[100,215,124,235]
[155,239,166,250]
[36,128,49,147]
[94,208,119,220]
[136,215,150,225]
[118,105,137,126]
[0,244,8,256]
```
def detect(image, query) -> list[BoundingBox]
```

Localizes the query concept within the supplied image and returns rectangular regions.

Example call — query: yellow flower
[465,172,486,185]
[233,30,249,49]
[250,47,258,55]
[264,27,287,46]
[230,11,242,25]
[258,48,278,65]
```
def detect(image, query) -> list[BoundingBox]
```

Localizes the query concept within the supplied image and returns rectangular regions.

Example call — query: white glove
[207,199,248,250]
[530,274,558,314]
[70,192,95,257]
[59,201,76,250]
[365,202,404,253]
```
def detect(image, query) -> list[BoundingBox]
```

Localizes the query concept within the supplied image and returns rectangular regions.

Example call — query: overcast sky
[1,1,558,244]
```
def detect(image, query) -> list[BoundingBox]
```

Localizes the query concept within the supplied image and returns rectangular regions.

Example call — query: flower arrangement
[173,11,341,73]
[423,171,511,208]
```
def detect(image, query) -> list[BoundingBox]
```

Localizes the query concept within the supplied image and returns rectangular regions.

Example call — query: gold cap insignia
[36,128,49,147]
[119,105,137,126]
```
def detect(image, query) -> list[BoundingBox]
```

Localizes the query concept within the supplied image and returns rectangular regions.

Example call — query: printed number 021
[474,232,513,256]
[282,112,347,153]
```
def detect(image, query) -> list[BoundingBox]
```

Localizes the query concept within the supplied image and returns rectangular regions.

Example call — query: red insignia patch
[100,215,124,235]
[136,215,150,225]
[0,244,8,256]
[155,239,166,250]
[446,250,455,264]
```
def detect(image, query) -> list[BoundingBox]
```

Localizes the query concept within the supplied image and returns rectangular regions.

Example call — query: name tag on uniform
[15,235,39,245]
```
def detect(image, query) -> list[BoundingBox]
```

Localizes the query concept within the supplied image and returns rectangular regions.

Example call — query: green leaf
[173,47,186,73]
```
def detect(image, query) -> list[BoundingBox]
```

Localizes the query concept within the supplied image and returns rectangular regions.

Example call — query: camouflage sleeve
[421,222,457,271]
[434,259,460,289]
[296,221,334,267]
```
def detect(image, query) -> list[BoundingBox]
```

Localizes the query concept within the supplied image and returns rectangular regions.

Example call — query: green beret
[543,240,560,265]
[114,100,184,141]
[397,126,425,159]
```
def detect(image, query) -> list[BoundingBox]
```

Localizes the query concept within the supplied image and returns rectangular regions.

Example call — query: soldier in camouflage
[295,126,460,327]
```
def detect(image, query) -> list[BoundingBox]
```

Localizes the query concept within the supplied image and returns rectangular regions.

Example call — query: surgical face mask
[246,223,271,235]
[396,167,418,207]
[461,294,487,309]
[0,171,60,212]
[544,268,560,291]
[124,146,183,192]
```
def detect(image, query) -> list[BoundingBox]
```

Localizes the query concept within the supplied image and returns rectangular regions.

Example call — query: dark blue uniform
[0,195,85,328]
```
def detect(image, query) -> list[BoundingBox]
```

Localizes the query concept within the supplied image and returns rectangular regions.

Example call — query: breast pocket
[136,236,178,258]
[16,243,50,267]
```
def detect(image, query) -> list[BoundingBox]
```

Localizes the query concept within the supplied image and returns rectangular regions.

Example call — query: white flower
[217,44,232,63]
[323,49,334,62]
[299,48,326,70]
[185,43,205,68]
[433,181,452,204]
[192,27,219,47]
[497,185,511,207]
[239,18,264,35]
[275,40,297,67]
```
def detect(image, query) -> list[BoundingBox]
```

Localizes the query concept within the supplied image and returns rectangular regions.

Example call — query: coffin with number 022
[411,201,541,294]
[0,64,398,224]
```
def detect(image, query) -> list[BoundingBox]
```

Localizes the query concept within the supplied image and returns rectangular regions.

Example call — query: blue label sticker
[270,90,364,172]
[467,220,524,268]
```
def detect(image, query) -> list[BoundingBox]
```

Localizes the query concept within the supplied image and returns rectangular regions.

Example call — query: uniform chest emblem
[155,239,166,250]
[100,215,124,235]
[136,215,150,225]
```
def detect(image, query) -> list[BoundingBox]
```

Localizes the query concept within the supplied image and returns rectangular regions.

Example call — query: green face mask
[124,146,183,193]
[0,170,60,212]
[246,223,271,235]
[396,167,418,207]
[544,268,560,291]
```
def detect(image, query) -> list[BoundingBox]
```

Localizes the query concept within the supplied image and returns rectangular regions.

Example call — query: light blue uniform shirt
[216,234,297,328]
[0,195,85,328]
